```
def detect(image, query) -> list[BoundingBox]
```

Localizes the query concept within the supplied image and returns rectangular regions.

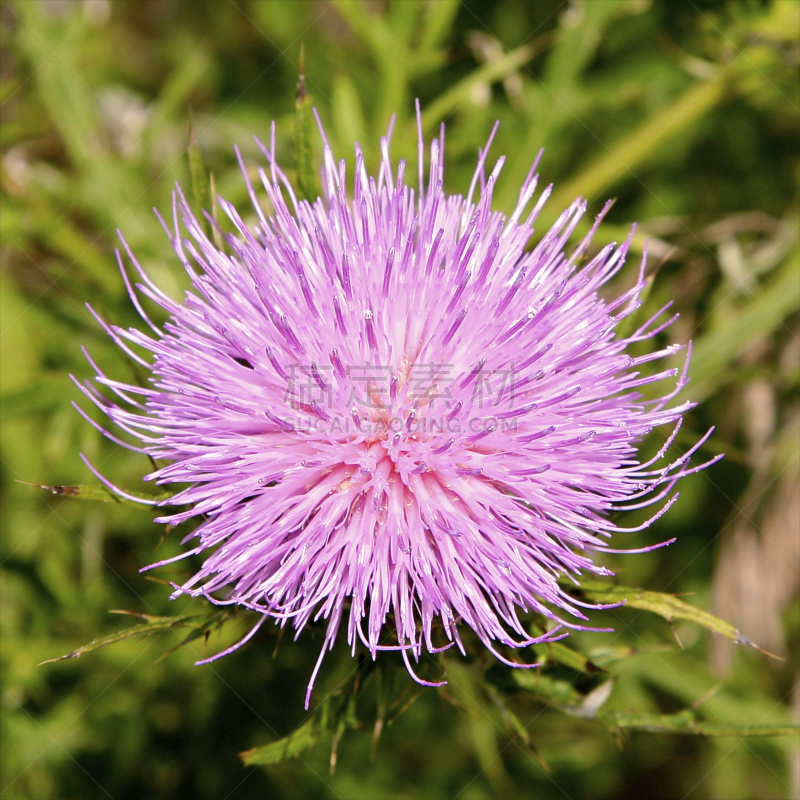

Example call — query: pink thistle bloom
[77,109,718,707]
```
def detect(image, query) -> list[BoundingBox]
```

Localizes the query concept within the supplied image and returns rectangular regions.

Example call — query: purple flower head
[78,108,718,707]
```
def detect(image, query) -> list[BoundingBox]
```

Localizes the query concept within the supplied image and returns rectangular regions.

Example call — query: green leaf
[686,248,800,401]
[208,172,224,250]
[332,0,393,67]
[617,650,796,737]
[445,659,515,793]
[510,649,799,737]
[597,709,800,737]
[496,0,639,210]
[585,644,640,668]
[543,0,625,99]
[148,48,210,134]
[14,1,97,166]
[546,74,728,212]
[293,53,317,203]
[240,717,320,766]
[531,640,605,675]
[23,481,177,507]
[40,610,231,664]
[512,668,616,720]
[418,0,459,56]
[23,193,121,295]
[417,42,539,135]
[331,72,368,158]
[511,670,585,708]
[562,578,764,649]
[188,117,212,238]
[484,684,549,771]
[241,687,359,767]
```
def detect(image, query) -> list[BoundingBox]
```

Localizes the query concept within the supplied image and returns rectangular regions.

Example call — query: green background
[1,1,798,798]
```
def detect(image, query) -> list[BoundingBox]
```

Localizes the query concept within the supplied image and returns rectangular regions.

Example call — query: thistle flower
[77,108,717,707]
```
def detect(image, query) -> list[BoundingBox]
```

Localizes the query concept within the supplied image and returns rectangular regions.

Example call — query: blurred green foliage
[1,1,798,799]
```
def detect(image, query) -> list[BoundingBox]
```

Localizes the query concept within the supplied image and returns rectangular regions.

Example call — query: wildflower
[76,108,717,707]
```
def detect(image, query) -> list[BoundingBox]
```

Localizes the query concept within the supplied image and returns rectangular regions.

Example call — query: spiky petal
[78,111,718,707]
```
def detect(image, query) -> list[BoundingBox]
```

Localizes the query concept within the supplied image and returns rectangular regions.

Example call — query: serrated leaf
[241,688,359,768]
[153,622,219,664]
[511,655,798,737]
[597,708,800,737]
[40,611,230,664]
[22,481,176,507]
[563,578,762,649]
[240,717,320,766]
